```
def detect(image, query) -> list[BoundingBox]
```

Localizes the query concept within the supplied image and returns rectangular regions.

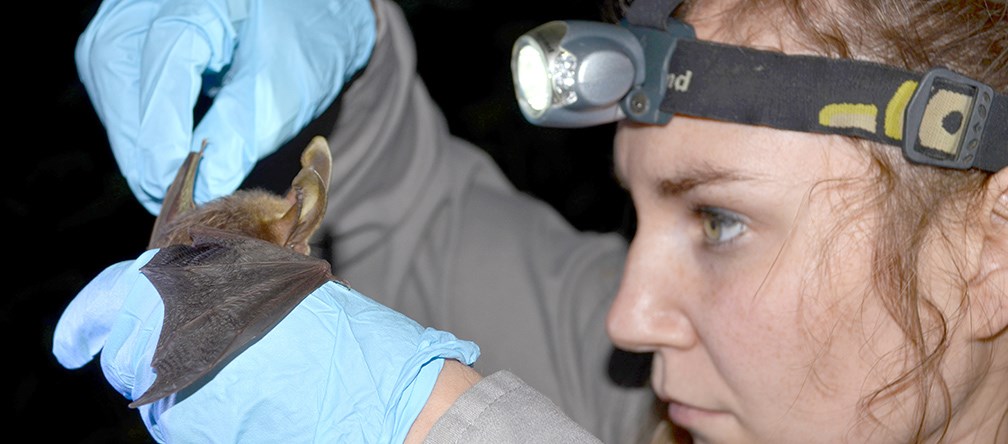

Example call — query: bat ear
[148,142,206,249]
[301,136,331,193]
[276,137,332,254]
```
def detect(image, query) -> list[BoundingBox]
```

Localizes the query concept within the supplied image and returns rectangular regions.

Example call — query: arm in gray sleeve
[320,1,659,442]
[425,371,603,444]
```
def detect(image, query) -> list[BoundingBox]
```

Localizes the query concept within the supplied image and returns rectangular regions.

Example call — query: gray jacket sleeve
[318,1,657,442]
[425,371,603,443]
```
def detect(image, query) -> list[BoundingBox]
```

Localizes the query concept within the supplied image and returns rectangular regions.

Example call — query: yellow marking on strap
[819,103,878,133]
[919,89,972,155]
[884,81,918,140]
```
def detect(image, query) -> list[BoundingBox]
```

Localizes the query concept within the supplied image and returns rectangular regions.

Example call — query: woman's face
[605,7,986,443]
[603,1,1008,442]
[609,115,910,442]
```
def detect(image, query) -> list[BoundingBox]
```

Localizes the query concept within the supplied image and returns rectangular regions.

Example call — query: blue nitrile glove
[53,250,480,443]
[76,0,376,215]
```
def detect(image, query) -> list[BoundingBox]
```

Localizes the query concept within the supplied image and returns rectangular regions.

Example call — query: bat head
[148,136,333,255]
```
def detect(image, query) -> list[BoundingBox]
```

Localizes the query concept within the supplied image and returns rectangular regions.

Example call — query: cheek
[696,259,816,400]
[699,210,908,423]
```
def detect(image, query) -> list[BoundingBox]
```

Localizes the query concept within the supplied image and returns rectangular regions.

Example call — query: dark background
[10,0,629,441]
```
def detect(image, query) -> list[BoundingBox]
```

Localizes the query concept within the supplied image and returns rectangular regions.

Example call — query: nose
[606,236,698,352]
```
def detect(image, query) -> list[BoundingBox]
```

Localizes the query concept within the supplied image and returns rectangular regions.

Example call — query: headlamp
[510,0,1007,172]
[511,19,692,127]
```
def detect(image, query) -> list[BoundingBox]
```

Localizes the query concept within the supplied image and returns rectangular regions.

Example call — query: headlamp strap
[658,39,1008,172]
[625,0,684,30]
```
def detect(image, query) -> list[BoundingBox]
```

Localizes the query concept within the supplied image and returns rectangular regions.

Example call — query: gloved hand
[53,249,480,443]
[76,0,376,215]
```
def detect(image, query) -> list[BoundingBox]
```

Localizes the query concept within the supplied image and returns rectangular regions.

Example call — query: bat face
[129,136,336,408]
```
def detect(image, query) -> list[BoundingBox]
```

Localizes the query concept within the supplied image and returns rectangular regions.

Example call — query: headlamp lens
[515,43,551,114]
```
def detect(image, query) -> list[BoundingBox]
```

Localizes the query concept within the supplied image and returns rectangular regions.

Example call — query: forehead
[612,1,866,188]
[613,117,870,193]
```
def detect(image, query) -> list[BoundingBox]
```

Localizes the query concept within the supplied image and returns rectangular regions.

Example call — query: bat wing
[129,225,333,408]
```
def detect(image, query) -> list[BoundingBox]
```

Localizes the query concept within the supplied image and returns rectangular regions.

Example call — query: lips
[668,399,723,420]
[655,393,729,430]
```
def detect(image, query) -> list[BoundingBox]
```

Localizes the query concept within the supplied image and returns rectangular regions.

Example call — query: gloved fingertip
[52,260,135,369]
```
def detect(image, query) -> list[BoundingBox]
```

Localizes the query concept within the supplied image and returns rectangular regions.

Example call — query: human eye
[695,206,747,246]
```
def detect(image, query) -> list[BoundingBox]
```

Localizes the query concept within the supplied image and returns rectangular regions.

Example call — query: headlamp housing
[511,20,693,127]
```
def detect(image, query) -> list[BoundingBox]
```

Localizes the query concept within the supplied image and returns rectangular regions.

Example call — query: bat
[127,136,337,408]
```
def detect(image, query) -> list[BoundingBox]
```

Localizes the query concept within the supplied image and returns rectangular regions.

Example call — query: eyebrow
[614,164,752,197]
[658,166,751,197]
